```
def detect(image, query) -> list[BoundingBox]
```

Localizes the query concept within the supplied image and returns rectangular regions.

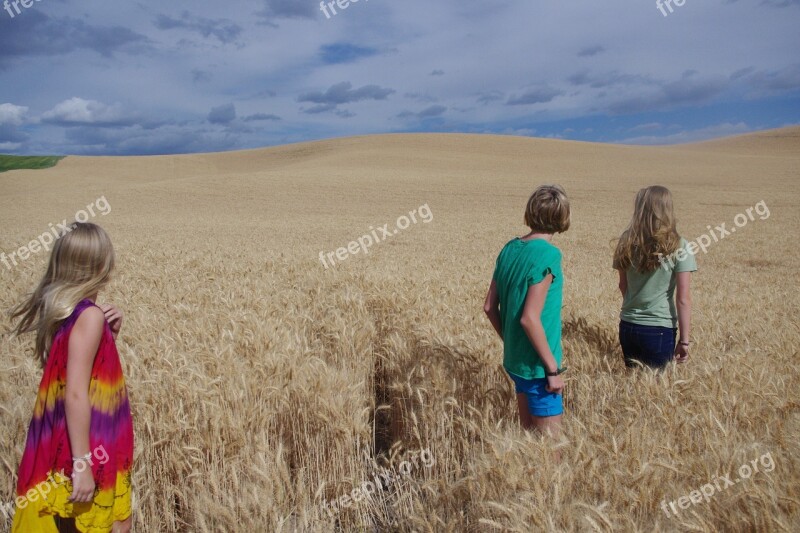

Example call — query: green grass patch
[0,155,65,173]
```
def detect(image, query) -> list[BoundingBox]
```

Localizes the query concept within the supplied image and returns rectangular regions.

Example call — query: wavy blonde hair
[613,186,681,273]
[10,222,115,364]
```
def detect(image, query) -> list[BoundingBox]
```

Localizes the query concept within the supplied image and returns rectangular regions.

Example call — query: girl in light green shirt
[613,186,696,369]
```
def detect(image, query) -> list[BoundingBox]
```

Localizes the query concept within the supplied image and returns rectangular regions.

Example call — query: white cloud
[0,103,29,126]
[0,0,797,154]
[41,98,134,127]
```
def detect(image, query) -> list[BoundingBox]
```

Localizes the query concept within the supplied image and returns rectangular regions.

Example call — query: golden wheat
[1,129,799,532]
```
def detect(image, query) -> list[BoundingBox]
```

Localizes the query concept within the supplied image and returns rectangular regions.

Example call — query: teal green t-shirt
[619,237,698,328]
[492,238,563,380]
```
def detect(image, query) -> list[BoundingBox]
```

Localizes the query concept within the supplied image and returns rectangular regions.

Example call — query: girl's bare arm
[66,306,104,501]
[674,271,692,362]
[617,269,627,298]
[520,275,564,394]
[483,280,503,339]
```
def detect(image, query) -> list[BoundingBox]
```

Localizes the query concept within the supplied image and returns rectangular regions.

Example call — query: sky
[0,0,798,155]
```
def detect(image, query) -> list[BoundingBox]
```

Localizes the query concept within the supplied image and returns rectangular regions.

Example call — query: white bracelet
[72,452,92,462]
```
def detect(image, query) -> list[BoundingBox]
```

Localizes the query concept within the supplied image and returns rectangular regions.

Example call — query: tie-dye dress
[12,299,134,532]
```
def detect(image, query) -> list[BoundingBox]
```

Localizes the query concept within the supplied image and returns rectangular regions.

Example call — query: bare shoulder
[74,305,106,334]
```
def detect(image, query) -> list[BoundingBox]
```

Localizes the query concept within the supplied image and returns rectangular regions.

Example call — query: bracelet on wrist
[72,452,92,463]
[679,341,690,346]
[546,367,567,377]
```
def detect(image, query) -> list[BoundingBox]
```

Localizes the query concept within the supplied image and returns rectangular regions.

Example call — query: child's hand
[674,343,690,363]
[546,375,564,394]
[69,465,96,503]
[99,304,123,339]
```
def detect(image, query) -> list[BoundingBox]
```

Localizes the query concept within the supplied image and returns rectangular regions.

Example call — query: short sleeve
[674,238,698,273]
[526,248,561,286]
[492,245,505,281]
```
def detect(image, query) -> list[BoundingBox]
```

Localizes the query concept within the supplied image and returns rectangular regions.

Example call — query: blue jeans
[619,320,677,369]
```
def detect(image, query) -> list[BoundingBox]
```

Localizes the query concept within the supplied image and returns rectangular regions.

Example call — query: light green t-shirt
[619,237,698,328]
[492,238,563,379]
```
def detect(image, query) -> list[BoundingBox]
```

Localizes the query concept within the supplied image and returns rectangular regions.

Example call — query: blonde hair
[524,185,571,234]
[613,186,681,273]
[10,222,115,364]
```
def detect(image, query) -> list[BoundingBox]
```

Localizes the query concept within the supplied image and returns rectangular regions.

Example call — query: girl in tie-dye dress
[9,222,133,533]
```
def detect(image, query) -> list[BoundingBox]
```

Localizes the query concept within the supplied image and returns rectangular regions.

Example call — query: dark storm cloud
[303,104,336,114]
[0,11,148,69]
[243,90,278,100]
[417,104,447,117]
[568,70,652,88]
[397,105,447,119]
[320,43,379,64]
[208,103,237,124]
[506,86,563,105]
[477,91,504,105]
[298,82,395,113]
[63,124,241,156]
[730,67,757,80]
[244,113,281,121]
[727,0,800,5]
[404,92,438,103]
[154,11,243,44]
[577,45,605,57]
[737,64,800,94]
[608,76,727,114]
[192,69,213,83]
[256,0,320,22]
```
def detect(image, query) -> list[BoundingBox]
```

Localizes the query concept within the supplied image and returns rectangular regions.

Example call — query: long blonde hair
[10,222,115,364]
[613,186,681,273]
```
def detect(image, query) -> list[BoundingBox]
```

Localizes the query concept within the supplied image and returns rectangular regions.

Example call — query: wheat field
[1,129,799,532]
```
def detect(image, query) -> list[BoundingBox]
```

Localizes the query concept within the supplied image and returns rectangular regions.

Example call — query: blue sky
[0,0,798,155]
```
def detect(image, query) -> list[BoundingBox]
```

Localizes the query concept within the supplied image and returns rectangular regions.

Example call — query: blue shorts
[506,371,563,417]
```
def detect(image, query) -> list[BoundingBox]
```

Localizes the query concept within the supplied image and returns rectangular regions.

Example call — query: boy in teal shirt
[484,185,571,436]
